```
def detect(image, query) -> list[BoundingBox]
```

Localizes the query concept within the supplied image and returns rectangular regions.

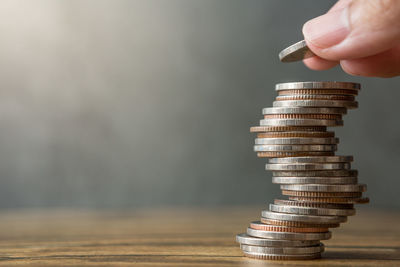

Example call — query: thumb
[303,0,400,61]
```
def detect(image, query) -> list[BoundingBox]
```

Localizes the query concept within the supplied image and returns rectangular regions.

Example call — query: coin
[276,95,355,102]
[255,137,339,145]
[269,204,355,216]
[281,184,367,192]
[250,125,327,133]
[240,244,324,254]
[258,151,335,158]
[261,210,347,224]
[249,221,328,233]
[257,131,335,138]
[260,218,340,228]
[254,144,337,152]
[269,156,353,164]
[274,199,354,209]
[242,251,321,260]
[278,89,358,96]
[236,233,320,247]
[275,81,361,90]
[272,176,358,185]
[273,100,358,109]
[246,227,332,241]
[266,163,350,171]
[282,190,362,198]
[289,196,370,204]
[260,118,343,127]
[262,107,347,115]
[279,40,315,62]
[272,170,358,177]
[264,114,342,120]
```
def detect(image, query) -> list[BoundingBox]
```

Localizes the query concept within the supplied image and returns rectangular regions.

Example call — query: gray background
[0,0,398,209]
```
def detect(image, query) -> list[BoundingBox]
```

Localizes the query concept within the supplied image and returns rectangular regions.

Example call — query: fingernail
[303,7,350,48]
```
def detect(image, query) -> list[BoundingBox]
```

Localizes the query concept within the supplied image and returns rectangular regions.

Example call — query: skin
[302,0,400,78]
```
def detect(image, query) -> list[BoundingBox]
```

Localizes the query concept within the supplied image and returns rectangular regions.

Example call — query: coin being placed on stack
[236,81,368,260]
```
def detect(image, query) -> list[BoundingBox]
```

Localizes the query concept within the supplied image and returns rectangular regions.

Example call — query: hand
[302,0,400,78]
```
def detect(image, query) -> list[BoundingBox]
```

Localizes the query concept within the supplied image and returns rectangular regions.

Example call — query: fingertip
[303,56,339,71]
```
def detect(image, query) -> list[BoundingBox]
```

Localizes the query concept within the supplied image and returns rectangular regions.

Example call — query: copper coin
[278,89,358,96]
[257,131,335,138]
[250,126,327,133]
[289,196,370,204]
[274,199,354,209]
[260,218,340,228]
[250,221,328,233]
[263,114,342,120]
[282,190,362,198]
[257,151,335,158]
[276,94,355,101]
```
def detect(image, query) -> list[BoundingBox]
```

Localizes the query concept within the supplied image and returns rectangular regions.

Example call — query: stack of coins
[236,81,369,260]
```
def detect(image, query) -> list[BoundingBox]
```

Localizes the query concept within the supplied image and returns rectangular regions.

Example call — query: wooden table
[0,207,399,266]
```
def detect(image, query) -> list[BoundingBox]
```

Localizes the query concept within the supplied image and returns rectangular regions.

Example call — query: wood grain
[0,207,398,266]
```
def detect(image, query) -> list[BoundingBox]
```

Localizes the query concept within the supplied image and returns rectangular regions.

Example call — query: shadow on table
[324,246,400,261]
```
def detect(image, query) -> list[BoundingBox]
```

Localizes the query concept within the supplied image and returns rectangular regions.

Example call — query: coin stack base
[236,81,368,260]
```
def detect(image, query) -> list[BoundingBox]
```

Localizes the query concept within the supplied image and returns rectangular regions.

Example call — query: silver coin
[255,137,339,145]
[272,170,358,177]
[278,40,315,62]
[273,100,358,109]
[275,81,361,90]
[260,118,343,127]
[261,210,347,224]
[254,144,337,152]
[269,204,355,216]
[262,107,347,115]
[272,176,358,185]
[242,250,321,260]
[240,243,324,255]
[269,156,353,164]
[266,163,350,171]
[281,184,367,192]
[274,199,354,209]
[236,233,320,247]
[276,95,355,101]
[247,227,331,241]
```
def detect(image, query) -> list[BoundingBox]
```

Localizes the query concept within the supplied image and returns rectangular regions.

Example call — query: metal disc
[254,144,337,152]
[262,107,347,115]
[255,137,339,145]
[260,118,343,127]
[273,100,358,109]
[272,170,358,177]
[275,81,361,90]
[281,184,367,192]
[269,204,355,216]
[246,227,332,241]
[269,156,353,164]
[272,176,358,185]
[266,163,350,171]
[261,210,347,224]
[242,250,321,260]
[240,244,324,254]
[279,40,315,62]
[235,233,320,247]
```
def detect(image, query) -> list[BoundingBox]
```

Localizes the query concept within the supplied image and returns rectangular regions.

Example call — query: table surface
[0,207,399,266]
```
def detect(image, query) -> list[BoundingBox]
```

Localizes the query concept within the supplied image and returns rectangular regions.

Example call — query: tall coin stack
[236,81,369,260]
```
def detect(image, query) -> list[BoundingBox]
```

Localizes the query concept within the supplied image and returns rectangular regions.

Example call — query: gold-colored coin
[250,126,327,133]
[260,218,340,228]
[282,190,362,197]
[257,151,334,158]
[278,89,358,96]
[257,131,335,138]
[263,114,341,120]
[289,196,370,204]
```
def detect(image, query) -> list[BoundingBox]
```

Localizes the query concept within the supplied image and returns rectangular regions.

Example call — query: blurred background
[0,0,398,210]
